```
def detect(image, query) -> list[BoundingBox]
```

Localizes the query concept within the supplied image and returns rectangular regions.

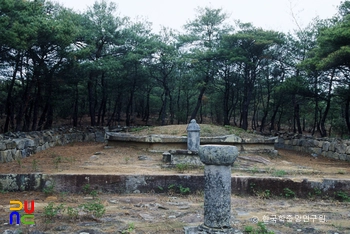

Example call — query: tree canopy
[1,0,350,138]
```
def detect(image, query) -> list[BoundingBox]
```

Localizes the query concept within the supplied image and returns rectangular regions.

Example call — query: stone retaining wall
[0,127,106,163]
[1,173,350,199]
[275,132,350,161]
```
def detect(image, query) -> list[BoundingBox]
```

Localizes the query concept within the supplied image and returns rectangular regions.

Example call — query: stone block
[35,145,43,153]
[322,142,330,151]
[346,146,350,154]
[0,142,6,151]
[162,152,171,163]
[335,144,347,154]
[318,141,324,148]
[13,150,21,160]
[5,140,16,150]
[26,138,36,147]
[346,154,350,162]
[199,145,238,165]
[13,139,26,150]
[329,142,336,152]
[95,132,105,142]
[1,150,14,162]
[339,154,347,161]
[292,139,299,146]
[328,152,339,160]
[21,149,31,158]
[313,140,319,147]
[310,148,322,155]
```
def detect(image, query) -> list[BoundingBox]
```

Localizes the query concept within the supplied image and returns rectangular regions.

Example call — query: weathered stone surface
[202,165,232,229]
[5,140,16,149]
[335,143,347,154]
[171,154,203,166]
[310,147,322,155]
[125,176,147,193]
[0,127,105,164]
[162,152,171,163]
[1,150,13,162]
[187,119,200,152]
[329,142,336,152]
[339,154,347,161]
[199,145,238,166]
[197,145,237,232]
[322,142,330,151]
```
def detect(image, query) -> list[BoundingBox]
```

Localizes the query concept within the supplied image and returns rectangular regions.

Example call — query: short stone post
[187,119,200,152]
[199,145,238,233]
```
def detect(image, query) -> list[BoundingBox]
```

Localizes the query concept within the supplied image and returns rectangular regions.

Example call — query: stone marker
[185,145,239,234]
[187,119,200,152]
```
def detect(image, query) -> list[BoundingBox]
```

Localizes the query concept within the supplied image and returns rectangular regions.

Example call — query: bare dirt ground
[0,187,349,233]
[0,125,350,233]
[0,141,349,180]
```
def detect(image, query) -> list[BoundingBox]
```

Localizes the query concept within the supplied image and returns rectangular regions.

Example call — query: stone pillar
[187,119,200,152]
[199,145,238,233]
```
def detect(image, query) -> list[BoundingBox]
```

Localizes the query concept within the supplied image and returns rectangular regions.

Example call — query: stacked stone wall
[0,127,106,163]
[275,132,350,161]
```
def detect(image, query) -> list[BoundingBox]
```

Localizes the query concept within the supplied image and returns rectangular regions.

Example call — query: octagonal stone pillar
[187,119,200,152]
[198,145,238,233]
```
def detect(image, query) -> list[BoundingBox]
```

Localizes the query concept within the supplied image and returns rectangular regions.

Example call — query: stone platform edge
[105,132,277,144]
[0,173,349,199]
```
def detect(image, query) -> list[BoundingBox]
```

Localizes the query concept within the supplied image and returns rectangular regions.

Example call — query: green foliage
[43,203,65,223]
[16,158,22,168]
[31,159,39,172]
[122,222,135,234]
[0,0,349,138]
[67,206,79,220]
[282,188,296,198]
[124,156,131,164]
[335,191,350,202]
[79,200,106,218]
[54,156,63,170]
[272,170,287,177]
[256,190,271,199]
[90,189,99,198]
[179,185,191,195]
[43,182,55,196]
[250,167,259,174]
[175,163,189,173]
[82,183,99,198]
[244,222,275,234]
[82,184,91,194]
[166,184,191,195]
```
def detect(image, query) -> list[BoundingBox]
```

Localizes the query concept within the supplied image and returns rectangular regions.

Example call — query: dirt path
[1,142,349,180]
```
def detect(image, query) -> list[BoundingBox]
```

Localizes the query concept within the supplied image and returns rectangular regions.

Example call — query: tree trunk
[88,72,96,126]
[190,85,206,121]
[223,80,232,126]
[4,53,20,132]
[319,70,334,137]
[72,84,79,127]
[44,104,53,129]
[294,103,302,134]
[142,88,152,124]
[31,83,41,131]
[345,93,350,135]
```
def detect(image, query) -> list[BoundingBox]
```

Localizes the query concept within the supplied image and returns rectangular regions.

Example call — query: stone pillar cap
[187,119,200,132]
[199,145,238,165]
